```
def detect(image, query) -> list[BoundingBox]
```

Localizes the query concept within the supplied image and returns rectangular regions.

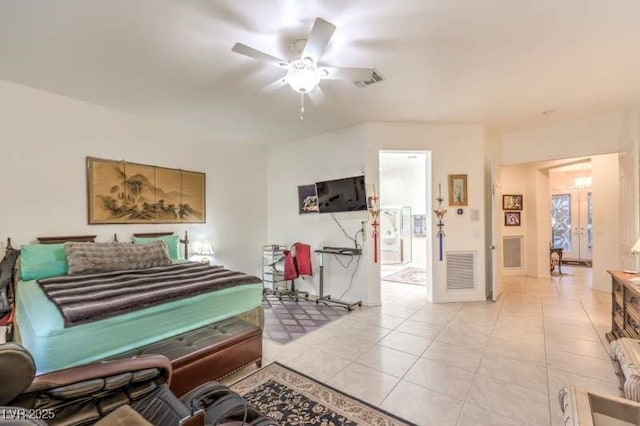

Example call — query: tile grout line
[378,300,461,410]
[542,291,554,426]
[455,296,505,425]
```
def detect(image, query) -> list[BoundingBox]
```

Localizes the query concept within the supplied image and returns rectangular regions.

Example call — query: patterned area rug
[230,362,416,426]
[262,295,348,343]
[382,267,427,286]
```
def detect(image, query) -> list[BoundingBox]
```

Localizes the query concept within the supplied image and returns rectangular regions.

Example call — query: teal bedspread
[15,277,263,373]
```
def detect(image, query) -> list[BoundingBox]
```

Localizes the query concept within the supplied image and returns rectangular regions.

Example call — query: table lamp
[632,237,640,255]
[194,240,215,264]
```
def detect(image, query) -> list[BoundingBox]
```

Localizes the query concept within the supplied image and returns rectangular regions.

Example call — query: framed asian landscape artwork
[87,156,206,224]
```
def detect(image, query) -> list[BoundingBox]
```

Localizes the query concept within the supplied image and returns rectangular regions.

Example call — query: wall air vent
[446,251,476,290]
[503,236,523,269]
[353,69,384,88]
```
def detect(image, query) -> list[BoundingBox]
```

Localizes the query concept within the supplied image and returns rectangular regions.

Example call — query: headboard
[132,231,190,258]
[37,235,97,244]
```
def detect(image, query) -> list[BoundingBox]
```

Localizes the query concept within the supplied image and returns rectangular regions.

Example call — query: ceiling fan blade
[232,43,287,66]
[253,76,288,94]
[320,66,374,82]
[302,18,336,62]
[307,86,326,105]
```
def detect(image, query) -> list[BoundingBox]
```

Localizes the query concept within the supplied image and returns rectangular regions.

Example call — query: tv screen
[316,175,367,213]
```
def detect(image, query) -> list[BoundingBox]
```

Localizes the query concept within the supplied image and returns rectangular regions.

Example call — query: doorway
[378,151,430,286]
[550,162,593,266]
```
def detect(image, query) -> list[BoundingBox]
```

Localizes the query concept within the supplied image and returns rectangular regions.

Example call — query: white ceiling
[1,0,640,145]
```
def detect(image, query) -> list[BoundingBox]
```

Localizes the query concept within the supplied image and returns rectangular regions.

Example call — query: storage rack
[261,244,309,302]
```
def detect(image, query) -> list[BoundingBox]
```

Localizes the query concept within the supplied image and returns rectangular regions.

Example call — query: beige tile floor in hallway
[238,266,619,425]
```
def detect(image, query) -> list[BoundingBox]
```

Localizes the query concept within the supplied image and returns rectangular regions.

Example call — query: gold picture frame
[448,174,468,206]
[502,194,523,210]
[87,156,206,224]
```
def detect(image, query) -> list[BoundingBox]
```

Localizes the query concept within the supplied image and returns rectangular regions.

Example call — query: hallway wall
[499,154,619,286]
[592,154,620,291]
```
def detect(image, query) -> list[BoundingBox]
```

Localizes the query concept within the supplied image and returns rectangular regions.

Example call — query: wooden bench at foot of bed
[108,316,262,396]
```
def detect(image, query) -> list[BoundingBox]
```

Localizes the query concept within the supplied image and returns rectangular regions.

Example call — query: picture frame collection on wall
[502,194,523,226]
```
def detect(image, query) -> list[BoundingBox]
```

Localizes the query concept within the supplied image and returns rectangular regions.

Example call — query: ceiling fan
[231,17,376,120]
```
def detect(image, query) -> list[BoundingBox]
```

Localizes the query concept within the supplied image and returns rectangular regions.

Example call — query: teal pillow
[132,235,180,261]
[20,243,68,280]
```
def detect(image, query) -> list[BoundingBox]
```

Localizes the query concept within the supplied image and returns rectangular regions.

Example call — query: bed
[10,234,264,374]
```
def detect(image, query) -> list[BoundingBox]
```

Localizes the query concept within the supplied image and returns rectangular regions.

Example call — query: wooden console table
[607,270,640,342]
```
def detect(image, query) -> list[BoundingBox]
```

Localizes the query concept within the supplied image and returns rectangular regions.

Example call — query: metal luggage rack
[261,244,309,302]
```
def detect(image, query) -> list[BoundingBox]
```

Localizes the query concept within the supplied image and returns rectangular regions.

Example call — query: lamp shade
[285,58,320,93]
[194,240,215,256]
[632,237,640,254]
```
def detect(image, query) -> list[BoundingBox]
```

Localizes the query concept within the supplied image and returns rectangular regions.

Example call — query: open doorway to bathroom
[379,151,429,286]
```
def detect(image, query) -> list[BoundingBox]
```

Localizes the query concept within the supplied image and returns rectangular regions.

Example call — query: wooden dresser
[607,270,640,342]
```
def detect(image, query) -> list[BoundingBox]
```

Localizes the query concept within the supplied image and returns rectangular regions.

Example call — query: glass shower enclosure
[380,206,412,265]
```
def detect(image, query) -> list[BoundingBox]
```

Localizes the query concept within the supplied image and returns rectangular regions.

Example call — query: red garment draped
[283,250,298,280]
[293,243,312,276]
[283,243,313,280]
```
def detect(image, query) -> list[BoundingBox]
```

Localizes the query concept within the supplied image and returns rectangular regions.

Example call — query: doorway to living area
[378,151,430,287]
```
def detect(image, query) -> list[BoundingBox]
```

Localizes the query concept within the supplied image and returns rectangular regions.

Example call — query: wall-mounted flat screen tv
[316,175,367,213]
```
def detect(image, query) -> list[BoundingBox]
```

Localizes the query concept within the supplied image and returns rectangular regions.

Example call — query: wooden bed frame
[3,234,263,395]
[31,231,191,259]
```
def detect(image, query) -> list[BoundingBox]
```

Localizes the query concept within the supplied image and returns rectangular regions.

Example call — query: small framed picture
[502,194,523,210]
[297,184,318,214]
[504,211,521,226]
[448,174,468,206]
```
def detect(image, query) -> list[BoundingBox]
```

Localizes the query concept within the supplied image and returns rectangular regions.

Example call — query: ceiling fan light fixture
[286,58,320,93]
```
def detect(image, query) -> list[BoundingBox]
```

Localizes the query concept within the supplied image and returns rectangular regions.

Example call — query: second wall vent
[503,236,524,268]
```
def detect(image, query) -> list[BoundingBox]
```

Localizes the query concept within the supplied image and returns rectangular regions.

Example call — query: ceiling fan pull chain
[300,93,305,121]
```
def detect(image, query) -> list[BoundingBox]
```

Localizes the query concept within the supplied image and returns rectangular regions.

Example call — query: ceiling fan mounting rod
[299,93,305,121]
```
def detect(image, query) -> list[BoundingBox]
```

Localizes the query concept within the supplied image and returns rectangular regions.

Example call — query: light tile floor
[226,266,619,426]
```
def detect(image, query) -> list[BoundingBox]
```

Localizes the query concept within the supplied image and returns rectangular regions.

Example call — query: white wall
[266,122,487,305]
[531,167,551,278]
[365,123,486,303]
[502,112,623,165]
[0,80,267,274]
[500,165,528,276]
[500,111,629,287]
[592,153,620,291]
[499,154,619,285]
[618,108,640,271]
[266,125,369,303]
